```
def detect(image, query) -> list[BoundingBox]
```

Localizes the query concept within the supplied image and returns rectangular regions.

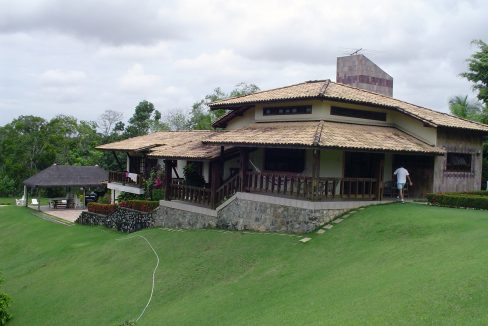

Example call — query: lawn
[1,204,488,325]
[0,197,50,206]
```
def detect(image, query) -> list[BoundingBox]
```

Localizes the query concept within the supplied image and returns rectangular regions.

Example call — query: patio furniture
[31,198,39,206]
[16,195,26,206]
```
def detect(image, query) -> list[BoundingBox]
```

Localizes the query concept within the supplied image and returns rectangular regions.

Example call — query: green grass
[2,204,488,325]
[0,197,50,206]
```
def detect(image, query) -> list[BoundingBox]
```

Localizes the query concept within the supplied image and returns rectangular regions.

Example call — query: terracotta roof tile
[204,121,319,147]
[97,131,222,160]
[203,121,445,154]
[209,80,488,132]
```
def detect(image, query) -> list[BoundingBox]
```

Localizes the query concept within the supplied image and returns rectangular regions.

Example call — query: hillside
[1,204,488,325]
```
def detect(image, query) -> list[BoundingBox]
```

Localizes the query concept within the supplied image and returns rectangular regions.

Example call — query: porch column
[164,160,172,201]
[312,149,320,201]
[239,148,248,192]
[25,186,29,207]
[220,146,225,184]
[37,187,41,211]
[210,160,222,209]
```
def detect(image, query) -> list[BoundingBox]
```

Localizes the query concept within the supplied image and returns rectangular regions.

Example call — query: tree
[0,274,12,325]
[448,95,483,121]
[99,110,123,136]
[165,110,191,131]
[461,40,488,106]
[187,82,260,130]
[125,100,161,137]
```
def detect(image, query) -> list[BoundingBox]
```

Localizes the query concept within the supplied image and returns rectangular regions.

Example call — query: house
[97,55,488,233]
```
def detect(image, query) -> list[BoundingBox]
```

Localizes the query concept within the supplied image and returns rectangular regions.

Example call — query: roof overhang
[203,121,445,155]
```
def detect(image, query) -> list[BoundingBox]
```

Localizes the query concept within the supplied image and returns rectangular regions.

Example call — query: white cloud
[0,0,488,125]
[118,63,161,92]
[40,69,86,86]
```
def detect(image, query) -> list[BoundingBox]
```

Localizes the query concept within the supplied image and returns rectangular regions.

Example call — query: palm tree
[449,95,483,121]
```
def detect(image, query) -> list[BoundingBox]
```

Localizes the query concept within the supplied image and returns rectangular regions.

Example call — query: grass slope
[1,204,488,325]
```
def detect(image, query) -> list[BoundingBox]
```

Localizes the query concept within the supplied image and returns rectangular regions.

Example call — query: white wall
[226,107,256,130]
[320,150,343,177]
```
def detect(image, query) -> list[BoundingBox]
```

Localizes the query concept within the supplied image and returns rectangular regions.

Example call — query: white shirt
[394,167,409,184]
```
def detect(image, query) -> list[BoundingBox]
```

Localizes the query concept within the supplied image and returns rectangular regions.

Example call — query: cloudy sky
[1,0,487,126]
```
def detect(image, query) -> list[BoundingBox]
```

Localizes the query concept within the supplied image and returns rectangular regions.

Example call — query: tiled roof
[203,121,445,154]
[97,131,222,160]
[24,165,108,187]
[209,80,488,132]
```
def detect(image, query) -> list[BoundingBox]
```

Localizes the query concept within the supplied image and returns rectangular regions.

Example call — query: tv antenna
[349,48,363,55]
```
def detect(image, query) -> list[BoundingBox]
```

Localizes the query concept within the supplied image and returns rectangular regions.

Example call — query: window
[263,105,312,116]
[264,148,305,173]
[446,153,472,172]
[330,106,387,121]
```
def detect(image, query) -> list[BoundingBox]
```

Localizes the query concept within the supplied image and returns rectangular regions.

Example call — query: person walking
[393,166,413,203]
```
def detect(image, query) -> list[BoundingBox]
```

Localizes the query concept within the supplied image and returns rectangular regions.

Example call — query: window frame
[263,105,312,116]
[330,106,387,122]
[445,152,473,173]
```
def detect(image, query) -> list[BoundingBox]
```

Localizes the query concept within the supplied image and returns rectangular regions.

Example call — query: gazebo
[23,164,108,210]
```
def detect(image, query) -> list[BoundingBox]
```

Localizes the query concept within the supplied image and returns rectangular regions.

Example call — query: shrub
[119,200,159,212]
[0,275,12,325]
[426,192,488,210]
[87,202,117,215]
[117,192,145,202]
[97,192,111,204]
[151,188,165,201]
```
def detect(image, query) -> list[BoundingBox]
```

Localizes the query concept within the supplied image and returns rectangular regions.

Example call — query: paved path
[28,205,85,222]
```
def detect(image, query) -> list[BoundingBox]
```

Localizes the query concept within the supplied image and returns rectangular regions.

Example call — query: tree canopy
[461,40,488,107]
[0,82,259,196]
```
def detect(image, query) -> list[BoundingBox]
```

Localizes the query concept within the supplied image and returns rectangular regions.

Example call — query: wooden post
[239,148,248,192]
[164,160,172,201]
[220,146,225,184]
[210,160,221,209]
[25,186,29,207]
[312,149,320,201]
[37,187,41,211]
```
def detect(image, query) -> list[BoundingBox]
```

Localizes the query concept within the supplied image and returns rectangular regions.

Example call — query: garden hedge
[119,200,159,212]
[87,203,117,215]
[426,192,488,210]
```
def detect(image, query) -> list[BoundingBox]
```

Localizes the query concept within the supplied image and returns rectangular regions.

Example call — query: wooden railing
[166,172,379,209]
[244,172,378,200]
[108,171,145,188]
[216,174,240,205]
[245,171,314,199]
[170,183,211,206]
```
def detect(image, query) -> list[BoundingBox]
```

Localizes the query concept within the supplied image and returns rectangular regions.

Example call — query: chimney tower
[336,54,393,97]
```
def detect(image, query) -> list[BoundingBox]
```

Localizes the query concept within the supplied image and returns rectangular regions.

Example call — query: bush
[87,202,117,215]
[0,275,12,325]
[117,192,145,202]
[151,188,165,201]
[426,192,488,210]
[119,200,159,212]
[0,173,16,197]
[97,192,111,204]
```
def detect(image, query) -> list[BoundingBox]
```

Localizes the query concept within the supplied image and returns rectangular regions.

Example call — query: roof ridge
[318,80,330,96]
[210,80,328,106]
[330,81,487,128]
[313,120,325,146]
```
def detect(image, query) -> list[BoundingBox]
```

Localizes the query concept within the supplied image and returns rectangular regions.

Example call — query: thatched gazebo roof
[23,165,108,188]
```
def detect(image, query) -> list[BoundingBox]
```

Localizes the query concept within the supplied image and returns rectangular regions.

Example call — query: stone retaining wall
[216,197,346,233]
[152,193,378,234]
[76,207,154,233]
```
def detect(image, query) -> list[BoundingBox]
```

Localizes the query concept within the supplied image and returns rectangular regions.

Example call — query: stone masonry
[153,193,383,234]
